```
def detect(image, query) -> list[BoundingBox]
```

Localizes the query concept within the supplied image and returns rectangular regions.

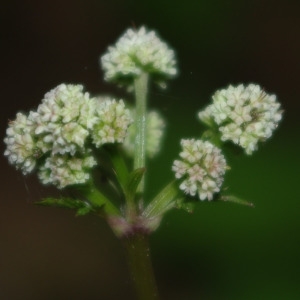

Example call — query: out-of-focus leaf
[220,195,254,207]
[175,198,195,213]
[36,197,97,216]
[143,181,180,218]
[105,145,129,192]
[125,167,146,203]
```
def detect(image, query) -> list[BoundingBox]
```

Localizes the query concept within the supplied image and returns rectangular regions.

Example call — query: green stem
[124,234,159,300]
[124,73,160,300]
[78,183,120,216]
[134,72,149,192]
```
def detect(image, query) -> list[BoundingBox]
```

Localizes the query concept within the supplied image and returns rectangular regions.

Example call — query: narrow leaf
[143,181,180,218]
[125,167,146,204]
[76,206,94,216]
[105,145,129,192]
[37,197,96,216]
[37,197,85,209]
[75,183,120,216]
[220,195,255,207]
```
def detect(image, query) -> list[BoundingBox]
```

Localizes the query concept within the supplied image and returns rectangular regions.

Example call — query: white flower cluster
[198,84,282,154]
[31,84,97,156]
[4,113,37,174]
[101,26,177,88]
[92,98,132,147]
[123,110,165,158]
[4,84,132,188]
[38,154,97,189]
[172,139,227,201]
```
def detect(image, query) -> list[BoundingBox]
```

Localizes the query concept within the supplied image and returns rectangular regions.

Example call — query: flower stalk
[125,72,161,299]
[133,72,149,193]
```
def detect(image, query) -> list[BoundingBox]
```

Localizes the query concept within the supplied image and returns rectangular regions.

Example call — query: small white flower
[198,84,283,154]
[172,139,227,201]
[123,110,165,158]
[92,98,133,147]
[100,26,177,88]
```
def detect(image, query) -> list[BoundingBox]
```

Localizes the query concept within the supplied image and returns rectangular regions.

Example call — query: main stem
[123,73,159,300]
[133,72,148,193]
[124,234,159,300]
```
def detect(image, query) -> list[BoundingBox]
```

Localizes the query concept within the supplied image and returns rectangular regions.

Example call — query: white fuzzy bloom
[4,113,39,174]
[123,110,165,158]
[38,153,97,189]
[92,98,133,147]
[31,84,97,155]
[198,84,283,154]
[172,139,227,201]
[100,26,177,88]
[4,84,133,189]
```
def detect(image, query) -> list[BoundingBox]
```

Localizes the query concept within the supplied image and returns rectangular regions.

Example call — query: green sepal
[125,167,146,204]
[199,113,215,128]
[201,129,222,147]
[220,195,254,207]
[143,181,180,218]
[36,197,96,216]
[175,198,196,213]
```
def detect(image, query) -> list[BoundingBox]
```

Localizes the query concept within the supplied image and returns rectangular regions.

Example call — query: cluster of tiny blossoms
[93,97,133,147]
[172,139,227,201]
[101,26,177,88]
[198,84,283,154]
[123,110,165,158]
[4,84,132,188]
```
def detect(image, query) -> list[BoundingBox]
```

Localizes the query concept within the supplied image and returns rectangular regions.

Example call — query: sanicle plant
[4,26,283,299]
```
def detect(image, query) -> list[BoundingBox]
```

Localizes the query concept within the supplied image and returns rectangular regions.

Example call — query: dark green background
[1,0,299,299]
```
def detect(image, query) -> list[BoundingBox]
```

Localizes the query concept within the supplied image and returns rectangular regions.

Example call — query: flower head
[100,26,177,89]
[92,98,133,147]
[198,84,283,154]
[172,139,227,201]
[4,113,37,174]
[4,84,132,189]
[38,152,97,189]
[30,84,97,155]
